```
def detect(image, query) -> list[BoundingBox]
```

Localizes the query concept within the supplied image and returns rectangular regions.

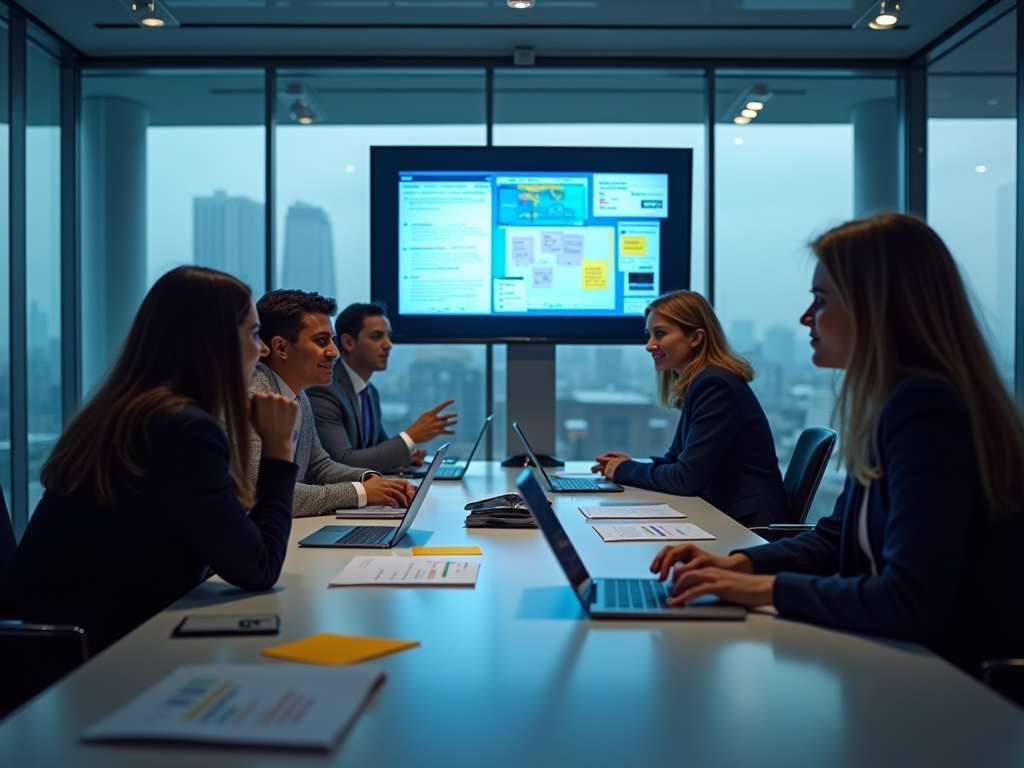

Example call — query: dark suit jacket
[613,365,788,527]
[0,405,298,654]
[738,376,1024,673]
[307,362,412,473]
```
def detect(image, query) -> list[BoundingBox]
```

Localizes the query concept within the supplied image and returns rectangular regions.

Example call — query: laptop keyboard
[433,465,463,479]
[552,477,600,491]
[338,526,393,545]
[604,579,669,609]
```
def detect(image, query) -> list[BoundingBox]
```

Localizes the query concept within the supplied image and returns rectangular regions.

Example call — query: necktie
[360,388,372,447]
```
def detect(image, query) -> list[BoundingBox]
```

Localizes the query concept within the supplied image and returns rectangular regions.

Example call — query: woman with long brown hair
[593,289,788,527]
[650,214,1024,673]
[0,266,300,654]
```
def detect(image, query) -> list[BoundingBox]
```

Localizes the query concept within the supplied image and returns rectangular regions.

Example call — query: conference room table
[2,461,1024,767]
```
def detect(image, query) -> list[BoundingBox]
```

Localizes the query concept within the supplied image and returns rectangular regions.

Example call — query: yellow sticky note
[620,235,647,256]
[411,546,483,556]
[581,260,608,290]
[261,633,419,666]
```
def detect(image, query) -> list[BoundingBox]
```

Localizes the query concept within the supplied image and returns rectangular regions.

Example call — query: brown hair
[41,266,256,508]
[814,213,1024,516]
[645,290,754,409]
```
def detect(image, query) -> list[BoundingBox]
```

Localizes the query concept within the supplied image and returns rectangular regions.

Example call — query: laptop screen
[391,442,450,541]
[461,415,493,467]
[511,422,555,491]
[515,469,593,609]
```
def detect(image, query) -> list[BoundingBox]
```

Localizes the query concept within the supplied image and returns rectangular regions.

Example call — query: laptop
[297,443,449,549]
[516,470,746,620]
[512,421,623,493]
[402,415,493,481]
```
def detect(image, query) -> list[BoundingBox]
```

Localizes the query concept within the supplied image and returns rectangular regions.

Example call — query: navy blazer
[613,365,788,527]
[739,376,1024,673]
[0,406,298,655]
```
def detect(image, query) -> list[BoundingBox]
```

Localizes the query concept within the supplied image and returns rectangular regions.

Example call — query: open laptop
[297,443,449,549]
[516,470,745,620]
[513,421,623,493]
[402,415,493,481]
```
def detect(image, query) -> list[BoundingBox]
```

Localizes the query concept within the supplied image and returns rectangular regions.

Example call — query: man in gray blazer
[250,290,414,517]
[307,301,457,473]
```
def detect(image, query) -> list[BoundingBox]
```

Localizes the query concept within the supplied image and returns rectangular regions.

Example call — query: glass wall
[25,39,61,511]
[80,70,266,395]
[714,72,900,522]
[0,20,9,506]
[494,69,706,461]
[928,12,1017,386]
[275,69,491,460]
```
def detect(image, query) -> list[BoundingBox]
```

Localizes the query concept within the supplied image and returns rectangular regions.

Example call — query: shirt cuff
[353,482,366,507]
[399,431,415,451]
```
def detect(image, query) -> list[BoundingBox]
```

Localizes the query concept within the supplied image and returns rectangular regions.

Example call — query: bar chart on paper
[82,664,385,750]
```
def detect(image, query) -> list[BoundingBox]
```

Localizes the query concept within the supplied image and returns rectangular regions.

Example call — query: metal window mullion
[1016,7,1024,403]
[9,12,27,536]
[60,59,80,425]
[265,66,276,292]
[705,67,715,303]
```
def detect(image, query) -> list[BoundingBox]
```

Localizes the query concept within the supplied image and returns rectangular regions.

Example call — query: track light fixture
[289,100,316,126]
[508,0,535,7]
[118,0,179,28]
[868,0,899,29]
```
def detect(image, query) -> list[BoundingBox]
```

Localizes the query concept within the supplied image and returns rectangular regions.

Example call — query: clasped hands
[650,544,776,609]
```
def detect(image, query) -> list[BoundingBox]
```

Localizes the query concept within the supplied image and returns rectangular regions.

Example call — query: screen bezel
[370,146,693,344]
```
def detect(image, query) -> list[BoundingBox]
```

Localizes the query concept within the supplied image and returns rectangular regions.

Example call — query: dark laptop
[297,443,449,549]
[513,421,623,493]
[516,469,746,620]
[402,415,493,481]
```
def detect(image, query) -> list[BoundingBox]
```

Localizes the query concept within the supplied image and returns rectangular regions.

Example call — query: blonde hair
[42,267,256,508]
[646,290,754,409]
[814,213,1024,517]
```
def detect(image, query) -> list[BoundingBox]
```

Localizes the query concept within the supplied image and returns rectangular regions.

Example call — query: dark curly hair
[256,289,338,346]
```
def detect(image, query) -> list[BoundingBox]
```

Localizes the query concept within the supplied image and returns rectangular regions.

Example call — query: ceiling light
[139,16,165,26]
[746,101,764,111]
[734,116,751,125]
[869,0,899,28]
[131,0,155,10]
[508,0,535,7]
[741,109,758,119]
[290,100,316,125]
[976,165,988,173]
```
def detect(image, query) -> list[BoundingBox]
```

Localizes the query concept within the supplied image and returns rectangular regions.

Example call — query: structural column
[852,99,899,217]
[80,98,148,394]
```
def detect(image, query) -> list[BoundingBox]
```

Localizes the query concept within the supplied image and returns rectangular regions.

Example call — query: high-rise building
[193,190,264,291]
[729,319,755,356]
[282,202,336,297]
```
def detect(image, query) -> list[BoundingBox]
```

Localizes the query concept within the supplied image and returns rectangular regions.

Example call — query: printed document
[579,504,685,520]
[331,555,479,587]
[591,522,715,542]
[81,663,384,750]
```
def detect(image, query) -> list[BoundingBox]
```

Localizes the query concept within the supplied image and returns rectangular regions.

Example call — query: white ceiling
[18,0,994,61]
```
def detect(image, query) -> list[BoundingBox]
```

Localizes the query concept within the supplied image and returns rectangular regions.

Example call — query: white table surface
[2,462,1024,767]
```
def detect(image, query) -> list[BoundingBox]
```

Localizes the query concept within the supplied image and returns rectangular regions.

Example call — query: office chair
[750,427,837,541]
[0,486,90,721]
[980,659,1024,708]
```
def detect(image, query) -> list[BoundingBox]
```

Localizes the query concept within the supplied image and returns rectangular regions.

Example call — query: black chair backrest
[0,621,89,720]
[981,659,1024,708]
[783,427,838,524]
[0,487,15,576]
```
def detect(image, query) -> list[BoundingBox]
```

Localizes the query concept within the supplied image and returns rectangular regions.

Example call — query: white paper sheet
[336,506,406,519]
[591,522,715,542]
[579,504,686,520]
[330,555,479,587]
[81,664,384,750]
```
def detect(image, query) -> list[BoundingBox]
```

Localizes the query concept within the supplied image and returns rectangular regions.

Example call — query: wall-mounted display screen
[372,147,692,342]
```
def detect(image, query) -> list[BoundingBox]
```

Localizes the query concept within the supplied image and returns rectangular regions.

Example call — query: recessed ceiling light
[733,116,751,125]
[988,99,1000,106]
[139,16,165,26]
[746,101,764,111]
[507,0,534,7]
[741,109,758,119]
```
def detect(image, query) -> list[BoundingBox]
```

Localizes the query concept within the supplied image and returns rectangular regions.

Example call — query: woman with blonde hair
[650,214,1024,673]
[593,289,788,527]
[0,266,301,655]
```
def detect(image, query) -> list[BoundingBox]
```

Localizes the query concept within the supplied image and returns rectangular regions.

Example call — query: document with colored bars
[81,664,385,750]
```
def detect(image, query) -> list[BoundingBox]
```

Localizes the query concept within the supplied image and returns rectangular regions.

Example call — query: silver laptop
[403,415,493,481]
[516,469,746,620]
[513,421,623,493]
[297,443,449,549]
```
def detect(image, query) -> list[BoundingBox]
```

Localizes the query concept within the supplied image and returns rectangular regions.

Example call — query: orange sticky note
[261,633,419,666]
[410,546,482,556]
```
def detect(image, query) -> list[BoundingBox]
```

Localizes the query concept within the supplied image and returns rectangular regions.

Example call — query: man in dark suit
[307,301,457,473]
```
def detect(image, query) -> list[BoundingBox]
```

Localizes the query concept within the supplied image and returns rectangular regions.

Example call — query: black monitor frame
[370,146,692,344]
